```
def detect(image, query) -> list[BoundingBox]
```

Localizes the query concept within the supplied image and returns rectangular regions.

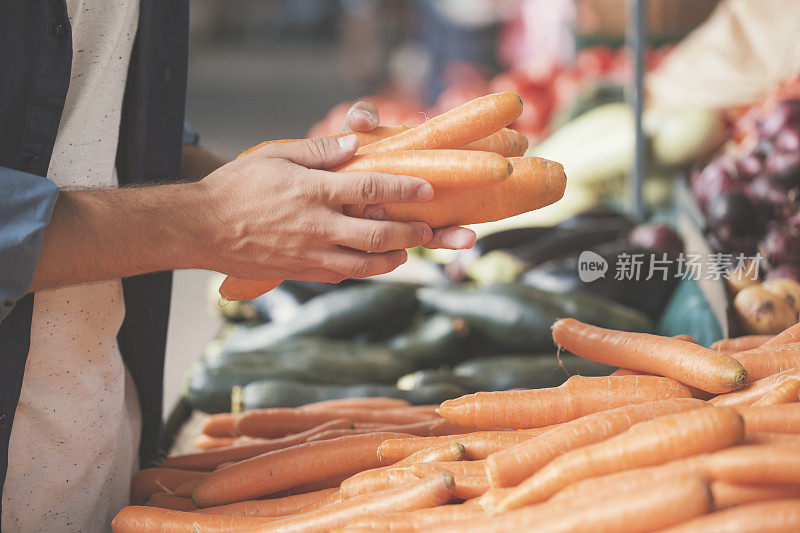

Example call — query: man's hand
[341,101,477,250]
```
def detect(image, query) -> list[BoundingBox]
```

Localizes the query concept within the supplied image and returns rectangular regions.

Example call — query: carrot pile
[219,92,567,301]
[114,318,800,532]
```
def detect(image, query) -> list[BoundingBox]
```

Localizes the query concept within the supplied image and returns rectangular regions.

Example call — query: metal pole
[627,0,647,221]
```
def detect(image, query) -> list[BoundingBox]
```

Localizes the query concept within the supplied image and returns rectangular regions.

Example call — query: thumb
[260,134,359,169]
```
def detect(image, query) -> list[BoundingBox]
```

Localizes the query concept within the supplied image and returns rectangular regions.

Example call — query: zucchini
[386,314,470,368]
[221,283,419,353]
[239,379,466,410]
[397,369,475,392]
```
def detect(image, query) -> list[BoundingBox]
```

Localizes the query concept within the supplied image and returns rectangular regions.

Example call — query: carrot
[343,156,566,229]
[672,334,699,344]
[437,375,693,429]
[335,150,512,188]
[111,506,274,532]
[743,432,800,446]
[163,419,354,471]
[492,406,743,511]
[246,474,453,533]
[484,398,706,488]
[305,419,473,443]
[377,427,552,463]
[235,407,436,439]
[300,397,412,411]
[130,468,207,500]
[762,321,800,346]
[462,127,528,157]
[711,481,800,510]
[202,413,241,438]
[340,442,465,499]
[711,368,800,407]
[357,92,523,155]
[424,473,711,533]
[656,499,800,533]
[196,488,338,517]
[294,488,342,513]
[343,500,484,531]
[753,378,800,405]
[609,368,642,376]
[731,342,800,381]
[705,444,800,485]
[174,480,201,498]
[287,475,351,494]
[146,493,198,511]
[194,434,238,450]
[240,126,409,157]
[192,432,410,507]
[711,335,773,353]
[552,318,748,393]
[407,464,491,500]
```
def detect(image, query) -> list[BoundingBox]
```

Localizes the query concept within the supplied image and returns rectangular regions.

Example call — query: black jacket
[0,0,189,522]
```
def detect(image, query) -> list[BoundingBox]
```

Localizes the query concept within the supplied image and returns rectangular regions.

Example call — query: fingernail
[337,134,359,151]
[351,108,377,127]
[454,229,476,248]
[417,183,434,200]
[420,225,433,243]
[364,204,387,220]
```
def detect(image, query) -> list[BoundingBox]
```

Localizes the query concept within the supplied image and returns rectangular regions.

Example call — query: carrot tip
[507,162,514,175]
[442,472,455,489]
[514,92,523,105]
[452,442,467,460]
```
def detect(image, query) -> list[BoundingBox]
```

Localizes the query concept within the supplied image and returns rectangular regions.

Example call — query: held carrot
[484,398,706,488]
[493,407,743,511]
[730,342,800,381]
[343,500,484,531]
[196,488,338,517]
[130,468,207,500]
[174,480,201,498]
[357,92,523,154]
[335,150,512,188]
[705,444,800,485]
[202,413,241,438]
[462,127,528,157]
[711,368,800,407]
[711,335,773,353]
[761,321,800,346]
[377,427,553,463]
[552,318,748,393]
[244,473,455,533]
[711,481,800,510]
[343,156,566,229]
[436,375,693,429]
[656,499,800,533]
[111,506,275,533]
[191,432,410,507]
[163,419,354,471]
[752,378,800,405]
[146,493,198,511]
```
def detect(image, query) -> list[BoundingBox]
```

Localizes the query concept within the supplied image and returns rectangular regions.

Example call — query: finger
[326,171,434,204]
[322,248,408,279]
[333,217,432,253]
[257,134,359,170]
[425,226,477,250]
[343,101,380,132]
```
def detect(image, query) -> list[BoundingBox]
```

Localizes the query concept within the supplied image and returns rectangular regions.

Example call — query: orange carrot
[357,92,523,154]
[437,375,692,429]
[711,368,800,407]
[711,481,800,510]
[294,488,342,513]
[286,475,350,494]
[424,473,711,533]
[111,506,274,532]
[343,500,484,531]
[656,499,800,533]
[462,127,528,157]
[246,474,454,533]
[492,406,743,511]
[335,150,512,188]
[130,468,206,500]
[299,397,411,412]
[731,342,800,382]
[239,127,409,157]
[484,398,706,488]
[192,432,409,507]
[552,318,748,393]
[408,464,491,500]
[146,493,198,511]
[173,480,201,498]
[343,156,566,229]
[163,419,353,471]
[609,337,696,377]
[743,432,800,446]
[672,334,699,344]
[705,444,800,485]
[235,408,436,439]
[711,335,773,353]
[194,434,239,450]
[196,488,338,517]
[305,419,473,443]
[753,378,800,405]
[377,427,553,463]
[762,321,800,346]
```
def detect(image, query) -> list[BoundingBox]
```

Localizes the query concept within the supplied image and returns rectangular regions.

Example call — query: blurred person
[0,2,476,532]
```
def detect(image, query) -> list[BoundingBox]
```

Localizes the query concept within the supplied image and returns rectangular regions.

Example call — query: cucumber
[221,283,419,354]
[452,354,615,391]
[386,314,470,368]
[239,379,466,410]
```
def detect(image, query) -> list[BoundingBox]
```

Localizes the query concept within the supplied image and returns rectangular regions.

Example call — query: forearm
[30,182,211,292]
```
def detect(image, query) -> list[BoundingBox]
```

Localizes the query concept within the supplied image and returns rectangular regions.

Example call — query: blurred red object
[575,46,614,78]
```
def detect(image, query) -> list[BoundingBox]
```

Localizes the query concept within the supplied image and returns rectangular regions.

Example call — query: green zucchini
[386,314,470,368]
[221,283,418,354]
[396,369,475,392]
[239,379,466,410]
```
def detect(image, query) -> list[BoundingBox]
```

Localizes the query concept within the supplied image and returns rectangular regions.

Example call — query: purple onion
[629,223,683,258]
[765,263,800,282]
[762,227,800,266]
[758,100,800,139]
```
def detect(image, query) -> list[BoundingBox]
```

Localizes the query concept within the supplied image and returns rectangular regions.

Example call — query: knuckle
[350,260,371,279]
[366,226,387,251]
[359,176,381,203]
[302,137,332,161]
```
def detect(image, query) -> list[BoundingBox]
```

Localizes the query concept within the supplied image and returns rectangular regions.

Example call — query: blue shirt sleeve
[0,167,58,322]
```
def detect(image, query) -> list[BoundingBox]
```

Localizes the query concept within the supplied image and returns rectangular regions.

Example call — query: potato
[725,259,760,295]
[762,278,800,317]
[734,285,797,335]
